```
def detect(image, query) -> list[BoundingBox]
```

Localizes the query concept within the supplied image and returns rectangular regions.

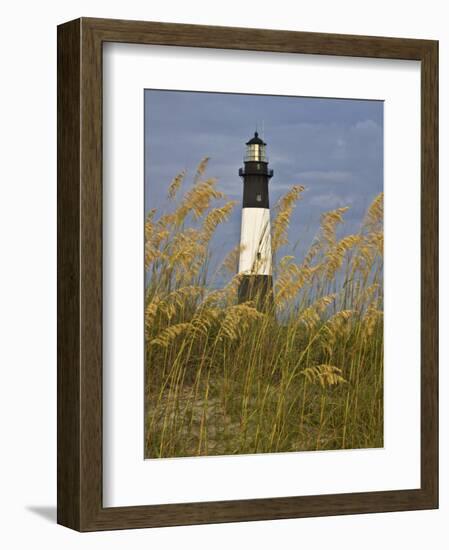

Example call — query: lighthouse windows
[253,144,260,161]
[245,142,267,162]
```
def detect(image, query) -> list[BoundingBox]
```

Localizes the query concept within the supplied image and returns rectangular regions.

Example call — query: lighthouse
[237,132,274,309]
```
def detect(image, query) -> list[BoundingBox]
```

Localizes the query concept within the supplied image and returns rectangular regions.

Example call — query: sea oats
[271,185,304,252]
[145,171,383,458]
[167,170,186,200]
[301,364,346,387]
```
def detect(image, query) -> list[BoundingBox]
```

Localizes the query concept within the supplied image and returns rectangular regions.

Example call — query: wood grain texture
[420,40,439,504]
[57,17,439,532]
[57,18,81,531]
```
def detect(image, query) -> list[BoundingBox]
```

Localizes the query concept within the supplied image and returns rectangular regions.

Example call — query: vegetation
[144,159,383,458]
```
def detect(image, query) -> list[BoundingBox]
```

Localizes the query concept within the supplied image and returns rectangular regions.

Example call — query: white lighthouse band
[238,208,272,276]
[237,132,274,307]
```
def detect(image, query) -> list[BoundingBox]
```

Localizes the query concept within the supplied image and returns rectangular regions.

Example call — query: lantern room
[244,132,268,162]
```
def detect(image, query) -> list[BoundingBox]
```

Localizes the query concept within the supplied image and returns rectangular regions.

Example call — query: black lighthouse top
[244,131,268,163]
[239,132,273,208]
[246,131,265,145]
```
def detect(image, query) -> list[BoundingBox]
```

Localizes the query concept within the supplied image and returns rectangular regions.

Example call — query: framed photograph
[57,17,438,531]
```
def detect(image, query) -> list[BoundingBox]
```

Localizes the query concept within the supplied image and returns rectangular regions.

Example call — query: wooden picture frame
[57,17,438,531]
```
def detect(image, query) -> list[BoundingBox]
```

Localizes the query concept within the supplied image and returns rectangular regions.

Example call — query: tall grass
[144,159,383,458]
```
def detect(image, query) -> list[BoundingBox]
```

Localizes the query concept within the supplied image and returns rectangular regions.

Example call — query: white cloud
[294,170,353,184]
[353,119,379,132]
[309,193,355,209]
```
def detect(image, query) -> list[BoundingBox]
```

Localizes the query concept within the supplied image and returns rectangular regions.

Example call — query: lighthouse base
[238,274,274,311]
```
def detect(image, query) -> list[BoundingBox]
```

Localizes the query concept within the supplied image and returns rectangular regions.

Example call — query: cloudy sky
[144,90,383,283]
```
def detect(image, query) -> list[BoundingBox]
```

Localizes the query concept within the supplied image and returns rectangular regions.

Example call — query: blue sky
[144,90,383,283]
